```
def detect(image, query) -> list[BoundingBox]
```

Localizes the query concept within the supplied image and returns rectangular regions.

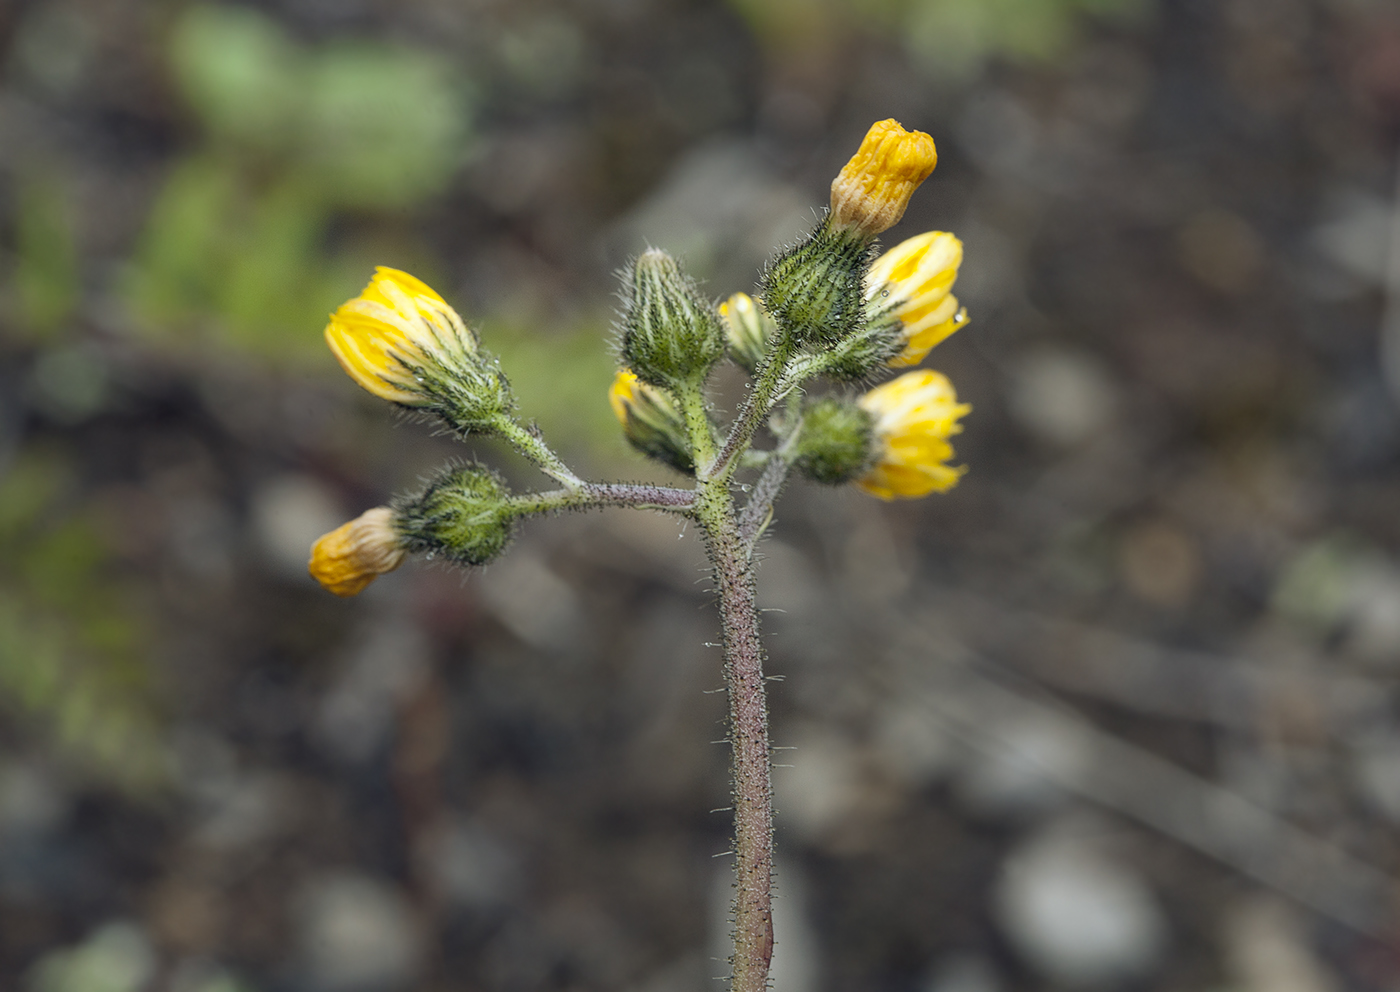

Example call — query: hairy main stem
[698,487,774,992]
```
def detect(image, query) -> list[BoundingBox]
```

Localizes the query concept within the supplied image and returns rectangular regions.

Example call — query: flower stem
[706,336,798,484]
[696,486,774,992]
[494,417,586,489]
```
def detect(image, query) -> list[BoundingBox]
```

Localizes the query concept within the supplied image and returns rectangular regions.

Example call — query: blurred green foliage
[728,0,1146,76]
[0,454,164,790]
[125,3,473,361]
[15,173,80,340]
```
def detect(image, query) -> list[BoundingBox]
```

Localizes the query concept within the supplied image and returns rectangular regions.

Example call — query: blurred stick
[928,591,1393,735]
[1379,145,1400,402]
[882,624,1400,940]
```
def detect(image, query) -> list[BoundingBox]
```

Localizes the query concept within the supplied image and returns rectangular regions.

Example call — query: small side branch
[738,455,792,551]
[510,482,697,517]
[706,337,798,484]
[494,417,587,489]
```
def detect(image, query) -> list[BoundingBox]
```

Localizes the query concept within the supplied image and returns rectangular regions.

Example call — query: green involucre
[620,250,726,390]
[394,465,516,566]
[793,397,876,485]
[760,218,874,347]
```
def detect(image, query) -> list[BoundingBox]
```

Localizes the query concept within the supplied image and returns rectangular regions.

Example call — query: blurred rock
[249,473,346,579]
[994,820,1167,986]
[872,699,957,788]
[480,552,583,652]
[1224,897,1337,992]
[28,921,155,992]
[773,725,865,842]
[28,346,108,424]
[1176,208,1266,295]
[1272,538,1400,667]
[315,618,430,763]
[297,872,422,992]
[954,708,1087,816]
[1118,518,1201,609]
[0,761,68,838]
[921,953,1004,992]
[1007,348,1118,448]
[168,959,253,992]
[606,140,811,291]
[421,817,522,912]
[1310,189,1393,290]
[1349,733,1400,824]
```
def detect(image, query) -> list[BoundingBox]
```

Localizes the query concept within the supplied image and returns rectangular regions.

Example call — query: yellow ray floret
[866,231,970,367]
[308,507,406,597]
[324,267,476,405]
[830,119,938,238]
[857,370,971,500]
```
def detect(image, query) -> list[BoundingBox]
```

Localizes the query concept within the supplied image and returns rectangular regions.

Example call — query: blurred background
[2,0,1400,989]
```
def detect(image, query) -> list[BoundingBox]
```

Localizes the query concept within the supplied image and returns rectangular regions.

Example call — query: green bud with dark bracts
[720,292,776,375]
[818,317,905,381]
[394,464,516,567]
[793,396,876,485]
[620,249,725,390]
[610,369,695,474]
[759,217,875,347]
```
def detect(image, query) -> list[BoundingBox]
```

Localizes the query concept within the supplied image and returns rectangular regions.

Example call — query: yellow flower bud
[866,231,970,367]
[324,267,477,405]
[609,369,694,473]
[308,507,406,597]
[719,292,774,374]
[856,370,970,500]
[830,119,938,238]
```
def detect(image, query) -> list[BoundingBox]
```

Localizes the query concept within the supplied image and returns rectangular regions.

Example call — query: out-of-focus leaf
[15,173,80,339]
[729,0,1148,77]
[124,156,243,328]
[169,3,302,153]
[297,44,469,209]
[0,455,165,791]
[214,175,331,356]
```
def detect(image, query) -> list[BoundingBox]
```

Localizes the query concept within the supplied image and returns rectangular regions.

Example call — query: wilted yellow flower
[867,231,970,367]
[324,267,476,405]
[856,370,970,499]
[609,369,694,473]
[308,507,406,597]
[830,119,938,238]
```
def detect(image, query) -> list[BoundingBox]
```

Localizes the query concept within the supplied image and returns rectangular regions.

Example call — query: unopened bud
[830,120,937,239]
[720,292,776,374]
[309,507,406,597]
[793,397,876,485]
[609,369,695,474]
[620,250,725,390]
[395,465,516,567]
[760,220,873,346]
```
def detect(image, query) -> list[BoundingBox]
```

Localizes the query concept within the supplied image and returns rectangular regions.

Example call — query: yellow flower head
[324,267,477,405]
[857,370,970,500]
[866,231,970,367]
[308,507,406,597]
[830,119,938,238]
